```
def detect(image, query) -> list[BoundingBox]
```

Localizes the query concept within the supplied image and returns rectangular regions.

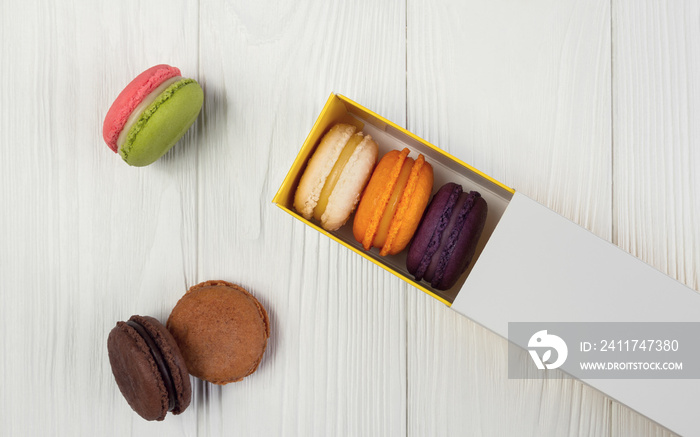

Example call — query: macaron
[102,64,203,167]
[407,183,488,290]
[166,280,270,385]
[294,123,378,231]
[107,315,192,421]
[353,148,433,256]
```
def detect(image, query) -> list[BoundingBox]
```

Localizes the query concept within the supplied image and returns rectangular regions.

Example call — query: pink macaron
[103,64,203,167]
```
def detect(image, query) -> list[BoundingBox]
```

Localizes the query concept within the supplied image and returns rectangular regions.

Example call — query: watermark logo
[510,322,699,379]
[528,330,568,370]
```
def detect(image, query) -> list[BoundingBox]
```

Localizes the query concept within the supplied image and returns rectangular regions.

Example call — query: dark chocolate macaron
[107,315,191,421]
[407,183,488,290]
[166,280,270,385]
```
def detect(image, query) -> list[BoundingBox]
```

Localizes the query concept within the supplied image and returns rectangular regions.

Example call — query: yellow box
[274,93,700,436]
[272,93,514,305]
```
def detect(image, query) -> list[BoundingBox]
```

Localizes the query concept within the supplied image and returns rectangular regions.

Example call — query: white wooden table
[1,1,697,436]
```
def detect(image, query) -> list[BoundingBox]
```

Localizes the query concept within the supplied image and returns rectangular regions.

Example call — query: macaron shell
[321,135,378,230]
[103,64,181,152]
[166,280,270,385]
[107,320,170,421]
[294,124,357,219]
[434,194,487,289]
[422,192,470,283]
[134,315,191,415]
[407,185,488,290]
[119,79,203,167]
[373,157,415,249]
[380,157,433,256]
[406,183,460,276]
[353,149,409,249]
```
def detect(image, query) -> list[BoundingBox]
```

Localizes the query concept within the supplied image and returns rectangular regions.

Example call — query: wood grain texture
[407,294,611,437]
[1,0,696,435]
[0,1,200,435]
[612,0,700,291]
[611,403,679,437]
[406,0,614,435]
[196,0,407,435]
[611,2,699,435]
[407,0,612,237]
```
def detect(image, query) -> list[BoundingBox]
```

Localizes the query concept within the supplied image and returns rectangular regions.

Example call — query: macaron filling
[313,133,364,221]
[126,320,176,411]
[381,154,427,256]
[362,148,410,250]
[373,157,414,248]
[116,76,183,150]
[414,184,462,281]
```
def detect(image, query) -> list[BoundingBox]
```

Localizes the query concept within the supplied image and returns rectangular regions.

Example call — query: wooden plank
[3,1,696,436]
[406,0,613,434]
[612,0,699,290]
[611,403,679,437]
[0,0,199,435]
[197,0,407,435]
[612,1,700,435]
[407,294,612,436]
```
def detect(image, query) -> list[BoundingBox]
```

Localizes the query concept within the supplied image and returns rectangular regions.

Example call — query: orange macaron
[353,148,433,256]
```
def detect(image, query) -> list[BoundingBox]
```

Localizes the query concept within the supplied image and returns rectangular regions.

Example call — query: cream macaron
[294,123,378,231]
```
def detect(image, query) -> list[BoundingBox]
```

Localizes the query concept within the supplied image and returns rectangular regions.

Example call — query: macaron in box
[273,94,514,304]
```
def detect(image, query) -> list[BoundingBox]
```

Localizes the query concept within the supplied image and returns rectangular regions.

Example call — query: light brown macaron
[166,280,270,385]
[294,123,378,231]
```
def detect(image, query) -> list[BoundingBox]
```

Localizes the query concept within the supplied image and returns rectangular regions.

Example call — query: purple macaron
[407,183,487,290]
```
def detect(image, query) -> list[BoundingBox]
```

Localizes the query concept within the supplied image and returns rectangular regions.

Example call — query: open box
[273,94,700,436]
[273,93,515,305]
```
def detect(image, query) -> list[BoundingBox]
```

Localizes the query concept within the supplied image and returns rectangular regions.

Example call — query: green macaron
[119,79,203,166]
[102,65,204,167]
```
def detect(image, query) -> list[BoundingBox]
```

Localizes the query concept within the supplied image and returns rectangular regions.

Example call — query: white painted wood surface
[405,1,613,435]
[0,0,696,436]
